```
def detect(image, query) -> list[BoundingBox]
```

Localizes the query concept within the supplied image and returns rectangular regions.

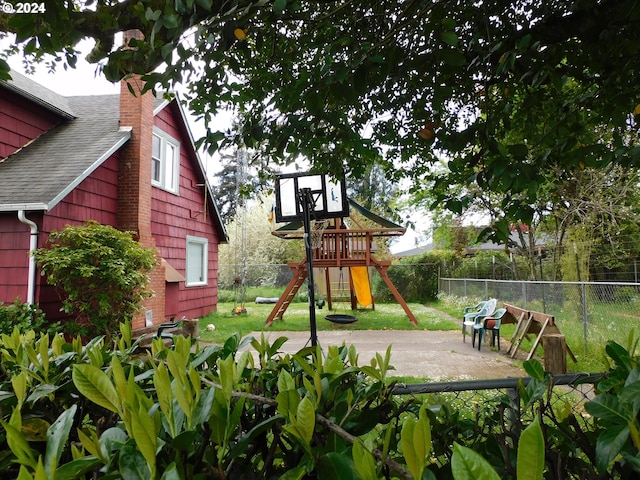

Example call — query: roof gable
[0,94,131,211]
[155,96,228,242]
[0,72,227,242]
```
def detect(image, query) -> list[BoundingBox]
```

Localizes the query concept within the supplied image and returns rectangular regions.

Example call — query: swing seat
[325,314,358,324]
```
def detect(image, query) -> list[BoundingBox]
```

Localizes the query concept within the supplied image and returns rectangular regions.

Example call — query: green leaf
[278,369,296,392]
[441,31,459,46]
[517,419,544,480]
[218,354,235,402]
[451,443,501,480]
[595,424,629,473]
[1,419,37,469]
[273,0,286,13]
[130,403,158,478]
[605,342,633,372]
[279,465,306,480]
[585,394,629,424]
[352,441,377,480]
[45,404,77,478]
[118,442,150,479]
[12,371,28,407]
[317,452,358,480]
[153,363,175,436]
[55,456,102,479]
[523,359,545,381]
[159,462,181,480]
[99,427,128,459]
[296,396,315,444]
[72,364,120,414]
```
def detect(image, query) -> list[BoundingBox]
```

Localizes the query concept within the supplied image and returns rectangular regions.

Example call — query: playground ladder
[265,263,307,326]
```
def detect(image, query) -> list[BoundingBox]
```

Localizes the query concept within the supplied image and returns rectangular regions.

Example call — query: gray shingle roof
[0,94,131,211]
[1,70,76,119]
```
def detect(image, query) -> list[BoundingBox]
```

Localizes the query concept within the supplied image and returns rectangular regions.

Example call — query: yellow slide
[350,267,372,307]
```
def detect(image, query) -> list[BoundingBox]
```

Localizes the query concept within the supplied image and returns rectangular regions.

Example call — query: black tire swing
[325,267,358,324]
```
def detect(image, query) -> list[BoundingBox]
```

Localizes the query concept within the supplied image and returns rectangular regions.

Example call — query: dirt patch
[243,329,525,381]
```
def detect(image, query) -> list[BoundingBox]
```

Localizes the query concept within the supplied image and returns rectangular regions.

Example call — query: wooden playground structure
[265,199,418,326]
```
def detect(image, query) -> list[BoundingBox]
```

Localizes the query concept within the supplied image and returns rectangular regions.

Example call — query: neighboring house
[0,68,227,330]
[395,230,547,258]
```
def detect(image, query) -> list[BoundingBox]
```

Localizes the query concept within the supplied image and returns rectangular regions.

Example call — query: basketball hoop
[311,219,329,249]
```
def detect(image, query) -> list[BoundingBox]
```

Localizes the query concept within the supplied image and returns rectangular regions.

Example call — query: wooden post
[542,334,567,374]
[182,318,199,339]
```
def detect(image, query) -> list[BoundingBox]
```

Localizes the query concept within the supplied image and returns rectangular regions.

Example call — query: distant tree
[218,195,303,288]
[349,163,400,221]
[540,166,640,281]
[214,147,277,225]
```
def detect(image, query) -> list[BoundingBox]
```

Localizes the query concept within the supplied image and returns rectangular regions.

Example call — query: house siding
[152,104,219,320]
[0,212,33,303]
[0,90,61,159]
[36,154,120,321]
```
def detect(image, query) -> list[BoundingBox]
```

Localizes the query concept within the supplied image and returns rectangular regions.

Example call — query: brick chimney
[118,29,165,328]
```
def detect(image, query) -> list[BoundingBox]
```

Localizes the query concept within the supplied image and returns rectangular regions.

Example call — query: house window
[186,236,208,286]
[152,129,180,193]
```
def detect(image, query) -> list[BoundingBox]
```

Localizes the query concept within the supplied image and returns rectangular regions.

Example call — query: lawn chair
[462,298,496,343]
[463,300,487,317]
[473,307,507,351]
[155,316,185,346]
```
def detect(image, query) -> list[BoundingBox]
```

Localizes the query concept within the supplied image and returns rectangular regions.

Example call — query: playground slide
[350,266,372,307]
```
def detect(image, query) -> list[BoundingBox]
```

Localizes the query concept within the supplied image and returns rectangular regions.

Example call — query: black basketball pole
[299,187,319,347]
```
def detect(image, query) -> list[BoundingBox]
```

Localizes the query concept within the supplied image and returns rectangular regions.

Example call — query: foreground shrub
[0,325,636,479]
[0,298,59,336]
[33,220,157,341]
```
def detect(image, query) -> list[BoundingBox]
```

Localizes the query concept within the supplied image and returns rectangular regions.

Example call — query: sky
[2,38,428,253]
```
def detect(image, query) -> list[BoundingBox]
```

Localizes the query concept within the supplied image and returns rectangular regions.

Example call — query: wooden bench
[504,303,576,374]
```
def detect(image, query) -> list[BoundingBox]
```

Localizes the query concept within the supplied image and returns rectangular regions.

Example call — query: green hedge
[373,250,459,303]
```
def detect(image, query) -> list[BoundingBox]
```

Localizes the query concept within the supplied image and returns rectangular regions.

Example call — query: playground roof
[273,198,405,238]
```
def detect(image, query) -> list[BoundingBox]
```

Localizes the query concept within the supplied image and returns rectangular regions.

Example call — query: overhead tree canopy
[2,0,639,236]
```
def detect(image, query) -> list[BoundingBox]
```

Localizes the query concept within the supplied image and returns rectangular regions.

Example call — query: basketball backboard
[274,172,349,223]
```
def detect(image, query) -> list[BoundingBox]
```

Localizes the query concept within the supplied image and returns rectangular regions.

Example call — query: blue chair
[462,298,496,343]
[474,308,507,351]
[463,300,487,317]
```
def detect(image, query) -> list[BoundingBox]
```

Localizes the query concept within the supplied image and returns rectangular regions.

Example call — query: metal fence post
[581,282,588,356]
[507,387,521,436]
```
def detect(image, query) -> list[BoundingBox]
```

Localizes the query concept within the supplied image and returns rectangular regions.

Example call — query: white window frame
[152,128,180,194]
[185,235,208,287]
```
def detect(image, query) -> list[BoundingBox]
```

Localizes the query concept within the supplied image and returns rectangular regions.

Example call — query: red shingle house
[0,69,227,329]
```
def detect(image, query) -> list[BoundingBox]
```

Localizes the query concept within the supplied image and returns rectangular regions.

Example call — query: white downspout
[17,210,38,305]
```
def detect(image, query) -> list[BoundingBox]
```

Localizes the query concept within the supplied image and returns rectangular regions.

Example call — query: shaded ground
[243,328,525,381]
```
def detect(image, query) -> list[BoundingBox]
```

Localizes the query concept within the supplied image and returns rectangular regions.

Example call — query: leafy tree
[33,221,157,341]
[349,162,400,219]
[218,194,303,287]
[2,0,639,236]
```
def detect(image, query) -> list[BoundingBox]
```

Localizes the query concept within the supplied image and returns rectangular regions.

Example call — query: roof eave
[0,203,48,212]
[1,80,76,120]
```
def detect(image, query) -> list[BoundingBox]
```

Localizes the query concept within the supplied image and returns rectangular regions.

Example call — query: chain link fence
[439,277,640,357]
[392,373,603,479]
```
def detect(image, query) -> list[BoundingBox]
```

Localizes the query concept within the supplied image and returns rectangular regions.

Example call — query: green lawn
[198,301,459,344]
